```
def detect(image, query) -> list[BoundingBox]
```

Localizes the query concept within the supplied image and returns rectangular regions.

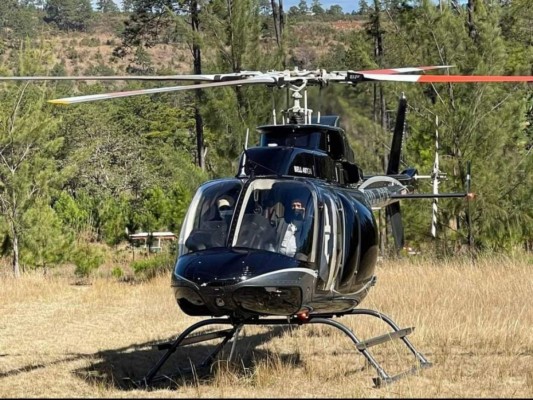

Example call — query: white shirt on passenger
[279,222,297,256]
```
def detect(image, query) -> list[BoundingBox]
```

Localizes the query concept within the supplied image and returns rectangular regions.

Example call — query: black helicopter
[2,66,531,387]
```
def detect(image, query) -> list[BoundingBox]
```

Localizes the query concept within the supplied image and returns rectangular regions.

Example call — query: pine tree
[386,0,532,252]
[21,201,73,274]
[44,0,93,32]
[0,85,63,277]
[96,0,119,13]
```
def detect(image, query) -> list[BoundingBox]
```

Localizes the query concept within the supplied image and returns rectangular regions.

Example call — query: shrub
[79,37,100,47]
[111,267,124,279]
[72,244,104,278]
[131,251,175,281]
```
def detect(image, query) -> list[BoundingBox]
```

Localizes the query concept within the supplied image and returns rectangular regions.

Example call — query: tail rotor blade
[430,197,438,238]
[431,116,440,238]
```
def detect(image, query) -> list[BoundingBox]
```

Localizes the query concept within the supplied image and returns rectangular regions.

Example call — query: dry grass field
[1,255,532,398]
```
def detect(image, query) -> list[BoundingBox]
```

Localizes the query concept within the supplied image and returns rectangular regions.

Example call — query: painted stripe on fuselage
[173,267,318,288]
[243,267,318,284]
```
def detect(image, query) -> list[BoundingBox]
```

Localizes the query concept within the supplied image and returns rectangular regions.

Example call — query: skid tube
[136,308,431,388]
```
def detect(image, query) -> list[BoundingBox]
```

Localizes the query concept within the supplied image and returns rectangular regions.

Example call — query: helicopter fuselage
[172,177,379,318]
[172,122,385,318]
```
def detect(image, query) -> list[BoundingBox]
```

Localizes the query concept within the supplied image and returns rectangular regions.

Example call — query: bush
[131,252,175,281]
[79,37,100,47]
[111,267,124,279]
[72,244,104,278]
[65,46,79,61]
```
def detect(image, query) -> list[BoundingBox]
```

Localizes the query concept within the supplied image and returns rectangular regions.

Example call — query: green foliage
[48,80,206,246]
[327,5,343,16]
[132,186,171,233]
[131,251,175,280]
[111,266,124,278]
[20,201,73,271]
[98,196,130,246]
[0,0,42,42]
[83,62,116,75]
[0,81,64,276]
[310,0,324,15]
[0,0,531,265]
[54,191,90,233]
[79,37,101,47]
[96,0,119,13]
[71,243,104,277]
[44,0,93,32]
[335,0,533,254]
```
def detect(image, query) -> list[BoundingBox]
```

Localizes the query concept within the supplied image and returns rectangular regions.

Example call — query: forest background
[0,0,531,280]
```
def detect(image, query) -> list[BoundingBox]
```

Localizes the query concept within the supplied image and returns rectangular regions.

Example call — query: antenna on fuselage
[239,128,250,177]
[271,88,277,125]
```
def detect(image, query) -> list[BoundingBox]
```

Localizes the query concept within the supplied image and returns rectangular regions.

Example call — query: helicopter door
[334,196,345,284]
[319,193,341,290]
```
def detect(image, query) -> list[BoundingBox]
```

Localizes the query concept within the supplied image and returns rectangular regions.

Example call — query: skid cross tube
[138,309,431,388]
[140,318,242,387]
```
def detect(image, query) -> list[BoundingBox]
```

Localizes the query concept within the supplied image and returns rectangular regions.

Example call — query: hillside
[1,13,365,75]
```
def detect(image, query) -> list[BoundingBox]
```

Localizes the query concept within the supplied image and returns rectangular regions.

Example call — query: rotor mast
[279,79,314,125]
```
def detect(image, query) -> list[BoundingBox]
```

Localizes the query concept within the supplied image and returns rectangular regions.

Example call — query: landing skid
[133,309,431,389]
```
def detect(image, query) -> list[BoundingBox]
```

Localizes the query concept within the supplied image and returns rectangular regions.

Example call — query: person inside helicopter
[234,189,278,252]
[182,179,315,261]
[184,188,238,252]
[277,198,306,258]
[216,195,234,225]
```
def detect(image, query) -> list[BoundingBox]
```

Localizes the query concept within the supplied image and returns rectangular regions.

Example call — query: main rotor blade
[360,73,533,83]
[0,73,253,82]
[356,65,453,74]
[48,76,276,105]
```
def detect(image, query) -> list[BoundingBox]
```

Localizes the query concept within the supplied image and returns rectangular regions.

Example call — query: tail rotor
[430,115,440,238]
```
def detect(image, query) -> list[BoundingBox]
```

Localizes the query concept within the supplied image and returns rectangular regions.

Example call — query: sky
[283,1,359,13]
[91,1,360,14]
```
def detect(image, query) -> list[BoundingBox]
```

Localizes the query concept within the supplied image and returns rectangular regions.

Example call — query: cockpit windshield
[178,179,242,256]
[179,178,316,262]
[232,179,316,262]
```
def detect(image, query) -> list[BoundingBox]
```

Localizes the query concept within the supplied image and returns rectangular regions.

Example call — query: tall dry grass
[0,254,531,398]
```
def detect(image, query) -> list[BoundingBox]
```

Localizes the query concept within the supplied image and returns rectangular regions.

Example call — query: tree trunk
[371,0,388,256]
[191,0,205,171]
[11,225,20,278]
[270,0,285,67]
[467,0,477,39]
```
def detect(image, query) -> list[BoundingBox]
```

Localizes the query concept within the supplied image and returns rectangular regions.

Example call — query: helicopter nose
[172,248,317,316]
[174,248,304,287]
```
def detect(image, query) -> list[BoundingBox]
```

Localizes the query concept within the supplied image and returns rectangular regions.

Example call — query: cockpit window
[232,179,316,262]
[261,131,323,150]
[178,179,242,256]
